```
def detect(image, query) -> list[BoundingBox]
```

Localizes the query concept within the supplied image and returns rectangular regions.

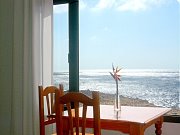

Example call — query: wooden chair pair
[39,84,101,135]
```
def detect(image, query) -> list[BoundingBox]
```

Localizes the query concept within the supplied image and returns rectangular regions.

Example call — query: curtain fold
[11,0,53,134]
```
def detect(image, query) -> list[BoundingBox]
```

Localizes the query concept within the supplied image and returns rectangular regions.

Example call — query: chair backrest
[55,89,101,135]
[39,84,63,135]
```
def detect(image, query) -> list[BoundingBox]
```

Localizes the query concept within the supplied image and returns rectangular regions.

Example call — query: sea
[53,69,180,109]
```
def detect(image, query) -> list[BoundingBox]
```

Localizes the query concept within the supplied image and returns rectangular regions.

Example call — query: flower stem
[116,79,119,109]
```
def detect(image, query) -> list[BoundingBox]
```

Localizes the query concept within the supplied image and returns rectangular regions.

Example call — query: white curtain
[11,0,53,135]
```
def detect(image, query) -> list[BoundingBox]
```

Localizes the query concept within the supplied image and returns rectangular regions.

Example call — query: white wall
[101,122,180,135]
[146,122,180,135]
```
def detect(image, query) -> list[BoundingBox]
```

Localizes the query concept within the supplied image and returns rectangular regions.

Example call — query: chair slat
[82,104,87,135]
[46,95,50,116]
[67,103,74,135]
[74,102,79,134]
[50,93,54,114]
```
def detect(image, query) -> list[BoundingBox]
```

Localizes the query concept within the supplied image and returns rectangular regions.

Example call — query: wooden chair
[39,84,63,135]
[55,88,101,135]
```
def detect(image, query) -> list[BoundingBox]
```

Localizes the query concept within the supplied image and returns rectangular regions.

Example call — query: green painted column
[68,0,79,92]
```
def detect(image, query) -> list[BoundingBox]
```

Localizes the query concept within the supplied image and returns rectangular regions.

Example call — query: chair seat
[53,132,94,135]
[74,133,94,135]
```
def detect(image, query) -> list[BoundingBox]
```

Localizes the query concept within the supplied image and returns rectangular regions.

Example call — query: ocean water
[53,69,180,109]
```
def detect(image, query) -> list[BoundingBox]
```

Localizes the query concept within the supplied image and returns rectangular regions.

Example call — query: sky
[53,0,179,72]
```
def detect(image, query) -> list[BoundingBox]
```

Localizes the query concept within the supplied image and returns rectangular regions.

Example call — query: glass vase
[114,94,121,112]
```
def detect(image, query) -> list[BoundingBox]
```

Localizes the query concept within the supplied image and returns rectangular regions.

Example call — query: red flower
[109,64,122,81]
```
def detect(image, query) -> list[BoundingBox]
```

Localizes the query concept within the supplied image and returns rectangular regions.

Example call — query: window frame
[53,0,180,123]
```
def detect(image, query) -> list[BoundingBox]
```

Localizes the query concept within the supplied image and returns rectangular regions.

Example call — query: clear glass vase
[114,94,121,112]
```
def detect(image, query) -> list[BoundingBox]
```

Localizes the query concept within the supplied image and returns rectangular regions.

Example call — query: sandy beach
[80,90,180,116]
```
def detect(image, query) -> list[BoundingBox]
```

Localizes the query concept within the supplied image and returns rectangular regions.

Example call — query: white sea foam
[53,69,180,108]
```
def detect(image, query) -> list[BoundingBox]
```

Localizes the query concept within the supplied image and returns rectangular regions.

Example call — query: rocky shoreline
[80,90,155,107]
[80,90,180,115]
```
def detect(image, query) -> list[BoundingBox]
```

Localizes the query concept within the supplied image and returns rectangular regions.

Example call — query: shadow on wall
[47,122,180,135]
[101,122,180,135]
